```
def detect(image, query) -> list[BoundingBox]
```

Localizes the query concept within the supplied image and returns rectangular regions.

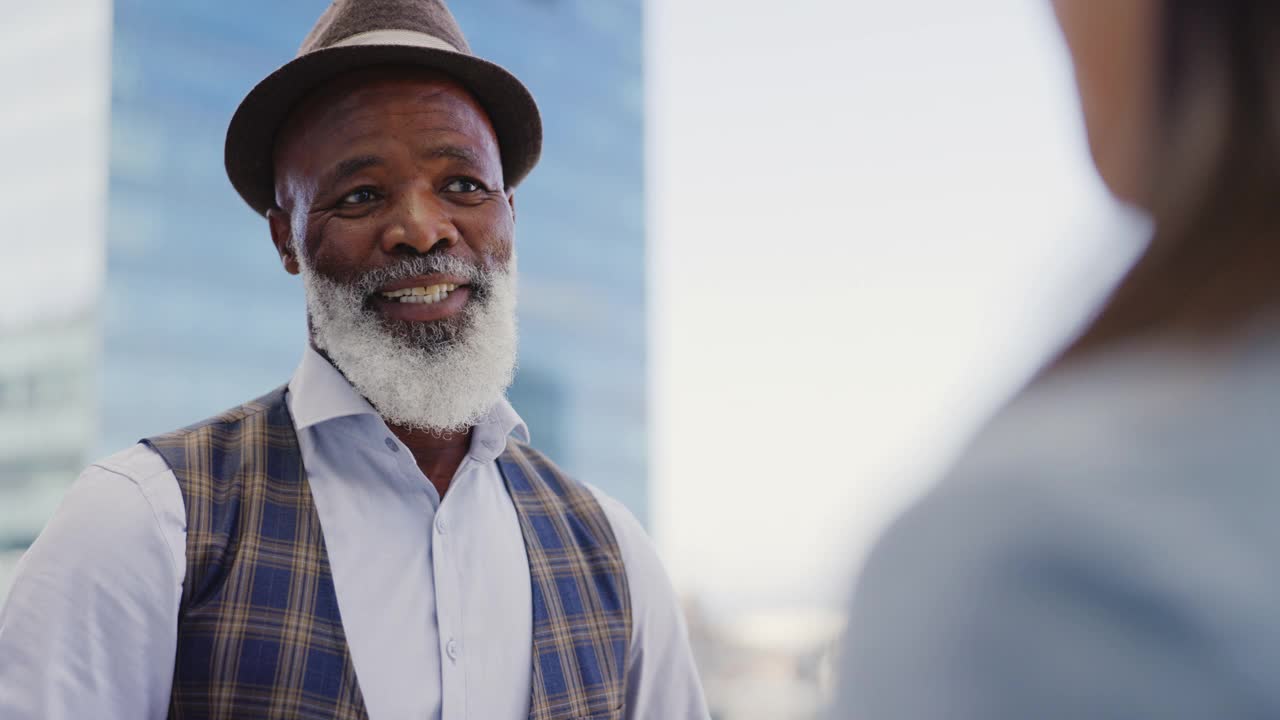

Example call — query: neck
[388,422,473,498]
[309,343,481,496]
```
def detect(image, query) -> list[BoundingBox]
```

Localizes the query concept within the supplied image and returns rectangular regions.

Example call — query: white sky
[0,0,108,329]
[647,0,1148,615]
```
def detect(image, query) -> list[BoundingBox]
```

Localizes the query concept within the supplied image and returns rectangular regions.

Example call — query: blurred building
[0,0,109,595]
[102,0,313,456]
[0,318,96,559]
[684,598,845,720]
[103,0,649,520]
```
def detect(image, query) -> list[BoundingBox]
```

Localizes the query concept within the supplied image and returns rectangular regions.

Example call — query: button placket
[432,500,466,718]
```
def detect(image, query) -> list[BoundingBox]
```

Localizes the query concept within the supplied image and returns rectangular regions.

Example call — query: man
[0,1,708,718]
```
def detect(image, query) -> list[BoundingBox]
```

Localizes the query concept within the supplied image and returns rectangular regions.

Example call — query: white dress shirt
[0,347,708,720]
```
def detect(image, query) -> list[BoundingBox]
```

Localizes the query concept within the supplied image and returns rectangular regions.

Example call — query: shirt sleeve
[0,445,185,720]
[588,486,711,720]
[833,477,1264,720]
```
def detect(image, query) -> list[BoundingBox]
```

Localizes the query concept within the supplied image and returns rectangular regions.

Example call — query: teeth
[380,283,459,304]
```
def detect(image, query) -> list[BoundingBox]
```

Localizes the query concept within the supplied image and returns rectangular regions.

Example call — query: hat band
[328,28,460,53]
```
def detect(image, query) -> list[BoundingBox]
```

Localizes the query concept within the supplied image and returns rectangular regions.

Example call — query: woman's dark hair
[1060,0,1280,362]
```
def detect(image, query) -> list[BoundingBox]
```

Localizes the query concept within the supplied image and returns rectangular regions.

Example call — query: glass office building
[0,0,109,595]
[0,319,97,557]
[104,0,649,521]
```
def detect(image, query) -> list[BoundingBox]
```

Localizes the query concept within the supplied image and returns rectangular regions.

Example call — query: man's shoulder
[498,438,653,568]
[498,438,581,492]
[90,442,175,486]
[52,443,188,585]
[147,385,291,445]
[501,437,558,465]
[80,388,290,489]
[498,440,640,524]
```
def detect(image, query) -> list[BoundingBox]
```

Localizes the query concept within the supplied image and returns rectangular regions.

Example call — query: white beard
[297,251,518,433]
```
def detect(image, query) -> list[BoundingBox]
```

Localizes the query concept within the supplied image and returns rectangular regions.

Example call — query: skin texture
[1051,0,1160,207]
[268,67,517,496]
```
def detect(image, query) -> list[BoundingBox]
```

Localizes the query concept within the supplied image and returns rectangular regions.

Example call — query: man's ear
[266,207,301,275]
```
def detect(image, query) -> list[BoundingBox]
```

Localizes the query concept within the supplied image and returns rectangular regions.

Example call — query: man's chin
[372,315,465,352]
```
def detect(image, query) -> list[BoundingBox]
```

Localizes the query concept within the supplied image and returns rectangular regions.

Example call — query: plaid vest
[145,387,631,720]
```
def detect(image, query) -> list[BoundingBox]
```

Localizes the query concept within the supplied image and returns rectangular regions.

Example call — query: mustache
[347,255,500,299]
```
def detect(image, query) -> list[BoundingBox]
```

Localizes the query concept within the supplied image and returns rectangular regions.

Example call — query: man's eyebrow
[320,155,384,190]
[421,145,481,166]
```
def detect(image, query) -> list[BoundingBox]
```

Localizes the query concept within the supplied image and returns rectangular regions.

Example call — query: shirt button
[385,437,399,452]
[446,638,460,661]
[435,515,448,534]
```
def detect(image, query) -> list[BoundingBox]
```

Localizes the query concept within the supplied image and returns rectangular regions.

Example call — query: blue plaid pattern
[147,387,631,720]
[498,444,632,719]
[146,387,369,720]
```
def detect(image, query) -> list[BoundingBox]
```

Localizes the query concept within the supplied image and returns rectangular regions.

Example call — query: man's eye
[444,178,484,193]
[339,187,378,205]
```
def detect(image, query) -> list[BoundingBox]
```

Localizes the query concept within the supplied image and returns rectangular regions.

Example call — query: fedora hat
[225,0,542,216]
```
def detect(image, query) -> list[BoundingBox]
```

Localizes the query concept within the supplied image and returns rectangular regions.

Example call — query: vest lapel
[148,387,370,720]
[498,442,632,720]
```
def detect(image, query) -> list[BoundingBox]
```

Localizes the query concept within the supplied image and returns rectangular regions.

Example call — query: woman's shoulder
[861,320,1280,638]
[842,328,1280,718]
[954,320,1280,501]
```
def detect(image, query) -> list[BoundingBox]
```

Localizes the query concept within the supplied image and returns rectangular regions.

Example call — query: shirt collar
[286,345,530,446]
[287,346,379,430]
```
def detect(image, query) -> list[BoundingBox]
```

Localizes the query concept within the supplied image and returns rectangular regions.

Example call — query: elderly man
[0,1,707,718]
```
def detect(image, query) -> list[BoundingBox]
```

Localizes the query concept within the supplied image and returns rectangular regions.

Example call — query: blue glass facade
[104,0,648,522]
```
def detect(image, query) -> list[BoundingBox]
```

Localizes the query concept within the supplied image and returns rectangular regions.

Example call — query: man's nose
[379,184,460,255]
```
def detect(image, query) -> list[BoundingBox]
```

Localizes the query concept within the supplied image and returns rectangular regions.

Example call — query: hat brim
[225,43,542,217]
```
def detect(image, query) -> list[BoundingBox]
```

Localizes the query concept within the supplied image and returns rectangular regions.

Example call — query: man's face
[266,68,521,432]
[270,67,516,332]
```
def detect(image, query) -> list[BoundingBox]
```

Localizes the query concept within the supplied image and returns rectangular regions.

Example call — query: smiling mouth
[378,283,461,305]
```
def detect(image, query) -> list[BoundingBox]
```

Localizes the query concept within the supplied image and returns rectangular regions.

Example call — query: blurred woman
[834,1,1280,717]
